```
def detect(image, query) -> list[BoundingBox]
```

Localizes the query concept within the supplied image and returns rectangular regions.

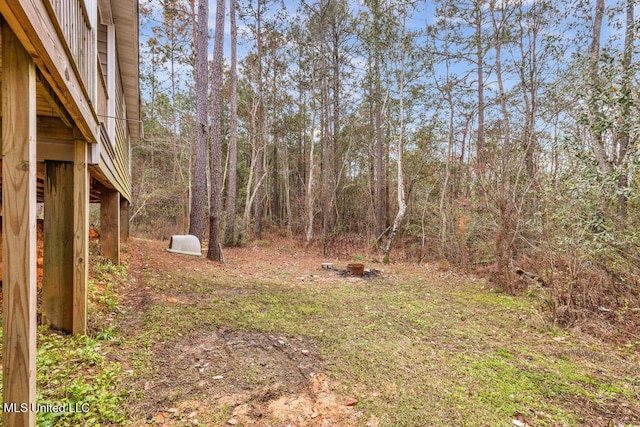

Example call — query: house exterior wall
[0,0,136,200]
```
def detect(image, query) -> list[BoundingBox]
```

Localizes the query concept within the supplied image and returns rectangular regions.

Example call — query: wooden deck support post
[73,140,89,334]
[100,186,120,264]
[40,143,89,335]
[120,197,130,242]
[42,161,74,333]
[2,19,38,427]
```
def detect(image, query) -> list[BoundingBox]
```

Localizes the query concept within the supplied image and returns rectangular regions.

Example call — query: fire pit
[336,267,382,279]
[347,263,365,276]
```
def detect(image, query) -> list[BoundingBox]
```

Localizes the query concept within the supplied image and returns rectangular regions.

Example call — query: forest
[2,0,640,424]
[132,0,640,334]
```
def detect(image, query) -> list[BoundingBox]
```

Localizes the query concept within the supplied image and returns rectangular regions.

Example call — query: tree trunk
[331,17,340,230]
[188,0,209,242]
[373,0,385,242]
[306,44,319,244]
[517,1,539,185]
[321,21,331,253]
[207,0,225,262]
[439,12,454,253]
[224,0,238,245]
[587,0,612,175]
[616,0,634,218]
[271,138,280,224]
[242,98,259,235]
[383,14,408,263]
[282,142,293,236]
[306,108,316,244]
[490,0,515,285]
[475,0,485,173]
[253,0,266,239]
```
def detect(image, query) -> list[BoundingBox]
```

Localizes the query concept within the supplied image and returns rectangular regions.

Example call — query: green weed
[0,327,128,426]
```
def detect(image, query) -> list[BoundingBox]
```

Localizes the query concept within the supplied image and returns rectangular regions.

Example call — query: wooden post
[42,161,74,333]
[120,198,130,242]
[2,19,38,427]
[100,186,120,264]
[73,140,89,334]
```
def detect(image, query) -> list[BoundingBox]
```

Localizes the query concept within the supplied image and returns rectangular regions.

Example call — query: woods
[2,0,639,422]
[133,0,640,330]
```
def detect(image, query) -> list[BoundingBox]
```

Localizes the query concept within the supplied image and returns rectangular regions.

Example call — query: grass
[2,240,639,426]
[130,255,640,426]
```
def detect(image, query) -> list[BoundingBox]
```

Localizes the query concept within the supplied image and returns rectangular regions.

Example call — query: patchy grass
[118,239,640,426]
[4,238,639,426]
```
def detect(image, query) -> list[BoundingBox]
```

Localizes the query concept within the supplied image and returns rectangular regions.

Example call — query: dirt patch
[129,329,363,426]
[121,239,367,426]
[233,373,371,426]
[561,393,640,426]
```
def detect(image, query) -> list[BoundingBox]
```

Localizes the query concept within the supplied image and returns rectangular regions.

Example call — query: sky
[137,0,640,165]
[138,0,639,110]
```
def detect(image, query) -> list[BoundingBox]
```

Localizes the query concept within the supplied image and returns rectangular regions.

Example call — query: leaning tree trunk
[383,14,408,263]
[253,0,266,239]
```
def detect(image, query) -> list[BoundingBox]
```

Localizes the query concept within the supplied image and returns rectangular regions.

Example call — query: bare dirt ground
[121,239,373,426]
[130,329,356,426]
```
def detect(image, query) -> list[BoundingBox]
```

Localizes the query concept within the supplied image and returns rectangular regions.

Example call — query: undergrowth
[0,258,129,426]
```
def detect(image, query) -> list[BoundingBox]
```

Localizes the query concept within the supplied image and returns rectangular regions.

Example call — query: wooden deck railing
[50,0,96,107]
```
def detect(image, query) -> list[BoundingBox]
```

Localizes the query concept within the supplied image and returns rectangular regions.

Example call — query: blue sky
[139,0,639,110]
